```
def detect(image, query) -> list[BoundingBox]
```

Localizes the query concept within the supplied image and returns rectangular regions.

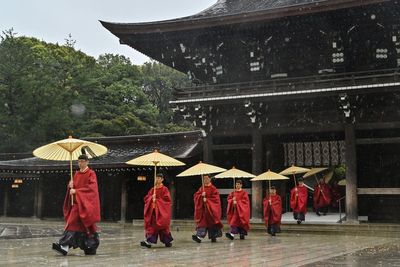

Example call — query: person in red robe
[52,154,101,256]
[313,178,332,216]
[192,174,223,243]
[290,177,308,224]
[263,186,282,236]
[330,180,343,209]
[225,180,250,240]
[140,173,173,248]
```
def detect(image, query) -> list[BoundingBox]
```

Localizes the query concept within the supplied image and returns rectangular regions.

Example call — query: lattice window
[296,143,304,166]
[304,142,313,166]
[283,140,345,167]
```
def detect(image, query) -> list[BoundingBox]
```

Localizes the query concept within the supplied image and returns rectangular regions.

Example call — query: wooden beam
[210,130,251,137]
[357,137,400,145]
[357,188,400,195]
[260,124,344,135]
[356,122,400,131]
[212,144,252,151]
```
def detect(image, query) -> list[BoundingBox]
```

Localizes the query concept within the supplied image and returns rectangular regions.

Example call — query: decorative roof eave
[84,130,204,144]
[170,82,400,104]
[100,0,386,35]
[0,130,204,171]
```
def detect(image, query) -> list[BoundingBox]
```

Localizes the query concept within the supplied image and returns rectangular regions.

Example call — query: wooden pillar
[345,123,358,223]
[251,129,263,221]
[33,177,43,219]
[170,178,176,219]
[3,184,8,217]
[120,177,127,223]
[100,176,106,219]
[203,133,213,163]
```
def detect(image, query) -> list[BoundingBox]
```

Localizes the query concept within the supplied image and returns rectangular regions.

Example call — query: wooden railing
[357,188,400,195]
[172,68,400,101]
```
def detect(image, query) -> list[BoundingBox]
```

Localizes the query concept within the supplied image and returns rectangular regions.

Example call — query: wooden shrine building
[102,0,400,222]
[0,131,203,221]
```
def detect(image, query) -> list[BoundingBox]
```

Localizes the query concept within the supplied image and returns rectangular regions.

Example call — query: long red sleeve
[290,185,308,213]
[263,194,282,226]
[313,183,332,209]
[143,185,171,230]
[194,184,223,229]
[227,190,250,231]
[63,168,100,230]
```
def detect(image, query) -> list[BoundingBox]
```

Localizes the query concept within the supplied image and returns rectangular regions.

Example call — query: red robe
[143,185,171,233]
[313,182,332,209]
[290,185,308,214]
[227,190,250,232]
[194,183,223,229]
[330,183,343,208]
[263,194,282,227]
[63,168,100,233]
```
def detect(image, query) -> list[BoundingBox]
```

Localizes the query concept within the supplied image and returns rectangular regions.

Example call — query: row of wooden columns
[1,178,43,219]
[201,129,264,220]
[1,124,357,222]
[200,125,359,222]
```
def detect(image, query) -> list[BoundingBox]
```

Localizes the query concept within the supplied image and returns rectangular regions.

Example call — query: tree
[140,61,190,127]
[0,31,194,153]
[0,31,99,151]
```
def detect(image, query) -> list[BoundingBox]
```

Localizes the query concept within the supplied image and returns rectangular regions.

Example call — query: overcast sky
[1,0,216,64]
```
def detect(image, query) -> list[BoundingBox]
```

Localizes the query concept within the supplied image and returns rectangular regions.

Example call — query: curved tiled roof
[100,0,384,34]
[190,0,322,19]
[0,131,204,170]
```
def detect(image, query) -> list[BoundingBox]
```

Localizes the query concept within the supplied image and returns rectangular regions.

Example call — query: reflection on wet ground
[0,222,399,266]
[304,243,400,267]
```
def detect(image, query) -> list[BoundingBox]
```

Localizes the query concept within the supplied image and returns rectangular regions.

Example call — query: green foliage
[0,30,193,153]
[140,61,191,127]
[333,164,346,180]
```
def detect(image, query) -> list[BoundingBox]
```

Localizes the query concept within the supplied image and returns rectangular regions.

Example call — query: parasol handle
[201,174,207,209]
[268,180,272,205]
[153,163,158,208]
[319,184,326,199]
[70,153,74,206]
[153,163,157,193]
[232,177,237,212]
[314,175,326,199]
[293,173,298,205]
[201,174,205,192]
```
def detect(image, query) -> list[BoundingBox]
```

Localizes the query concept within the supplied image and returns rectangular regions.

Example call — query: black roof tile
[190,0,322,19]
[0,131,204,170]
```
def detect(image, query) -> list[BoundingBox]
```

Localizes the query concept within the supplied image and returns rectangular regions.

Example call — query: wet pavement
[304,243,400,267]
[0,224,62,239]
[0,221,399,266]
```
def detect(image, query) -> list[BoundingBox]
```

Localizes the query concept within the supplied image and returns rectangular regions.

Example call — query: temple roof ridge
[101,0,385,34]
[190,0,324,19]
[100,0,324,26]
